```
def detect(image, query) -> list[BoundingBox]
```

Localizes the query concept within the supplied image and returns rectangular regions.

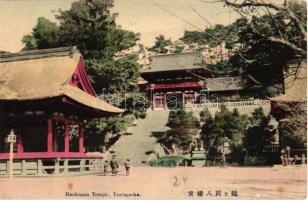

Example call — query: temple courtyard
[0,166,306,199]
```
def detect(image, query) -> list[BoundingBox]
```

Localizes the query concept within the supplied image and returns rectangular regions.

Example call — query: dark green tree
[174,46,185,53]
[244,110,276,156]
[149,34,171,53]
[180,1,306,94]
[199,108,212,123]
[180,22,245,48]
[55,0,140,93]
[201,106,277,162]
[21,0,143,151]
[278,103,306,149]
[156,110,199,153]
[201,106,249,156]
[85,115,135,151]
[22,17,59,50]
[22,0,140,94]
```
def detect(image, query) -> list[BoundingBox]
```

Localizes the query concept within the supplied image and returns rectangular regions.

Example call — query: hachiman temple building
[141,52,264,110]
[0,47,122,176]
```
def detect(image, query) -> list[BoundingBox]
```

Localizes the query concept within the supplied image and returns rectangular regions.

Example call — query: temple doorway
[166,93,182,110]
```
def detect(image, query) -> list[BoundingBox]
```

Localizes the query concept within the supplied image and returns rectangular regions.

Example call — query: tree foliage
[243,108,276,156]
[155,110,200,153]
[201,106,276,158]
[180,0,306,93]
[201,106,249,154]
[180,23,243,48]
[149,34,171,53]
[85,115,135,151]
[22,17,59,50]
[278,103,307,149]
[22,0,140,94]
[200,0,306,58]
[199,108,212,123]
[22,0,143,151]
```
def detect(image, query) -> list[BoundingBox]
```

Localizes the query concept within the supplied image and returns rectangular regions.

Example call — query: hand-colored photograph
[0,0,306,199]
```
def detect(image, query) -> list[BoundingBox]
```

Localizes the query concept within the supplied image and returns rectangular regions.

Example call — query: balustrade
[0,157,103,176]
[184,100,271,112]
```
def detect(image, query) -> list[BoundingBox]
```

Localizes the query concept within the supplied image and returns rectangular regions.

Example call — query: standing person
[220,137,230,168]
[285,146,291,165]
[280,148,287,166]
[110,156,119,176]
[189,142,195,157]
[103,160,109,176]
[221,146,227,168]
[124,159,132,176]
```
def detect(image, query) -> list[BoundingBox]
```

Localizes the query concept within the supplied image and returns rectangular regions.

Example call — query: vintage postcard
[0,0,307,199]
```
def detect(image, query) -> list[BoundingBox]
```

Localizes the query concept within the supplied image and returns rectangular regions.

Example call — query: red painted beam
[146,81,201,90]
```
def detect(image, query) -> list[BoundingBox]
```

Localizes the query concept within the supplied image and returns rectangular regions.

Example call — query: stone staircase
[105,110,170,166]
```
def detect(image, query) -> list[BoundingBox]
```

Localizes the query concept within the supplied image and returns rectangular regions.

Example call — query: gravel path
[0,166,306,200]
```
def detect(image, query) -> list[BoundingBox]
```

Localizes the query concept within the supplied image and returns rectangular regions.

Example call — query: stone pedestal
[191,150,206,166]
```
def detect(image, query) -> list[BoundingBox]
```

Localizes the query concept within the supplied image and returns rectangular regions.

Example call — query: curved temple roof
[141,52,206,73]
[0,47,123,113]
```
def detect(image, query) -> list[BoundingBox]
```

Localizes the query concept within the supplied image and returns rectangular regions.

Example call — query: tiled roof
[0,47,123,113]
[141,52,206,73]
[205,76,243,91]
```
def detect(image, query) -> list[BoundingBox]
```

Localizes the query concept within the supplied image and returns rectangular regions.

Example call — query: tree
[149,34,171,53]
[174,45,185,53]
[201,106,276,162]
[85,115,135,151]
[207,0,307,152]
[55,0,140,93]
[180,24,241,48]
[244,109,276,156]
[22,17,59,50]
[200,108,212,123]
[155,110,200,154]
[181,0,306,95]
[22,0,140,94]
[201,106,249,156]
[204,0,306,57]
[278,103,307,149]
[21,0,143,151]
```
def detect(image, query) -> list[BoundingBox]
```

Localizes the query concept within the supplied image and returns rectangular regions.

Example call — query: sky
[0,0,240,52]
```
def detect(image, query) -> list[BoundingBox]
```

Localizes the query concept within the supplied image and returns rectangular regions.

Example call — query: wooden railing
[0,158,104,177]
[184,100,271,114]
[146,82,201,90]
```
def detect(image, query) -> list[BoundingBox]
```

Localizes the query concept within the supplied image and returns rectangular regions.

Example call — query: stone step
[105,110,170,166]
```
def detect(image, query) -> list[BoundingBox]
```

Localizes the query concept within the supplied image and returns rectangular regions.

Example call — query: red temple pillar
[151,91,154,110]
[17,125,23,153]
[152,94,157,110]
[47,118,53,152]
[79,124,84,153]
[64,121,70,153]
[164,93,167,110]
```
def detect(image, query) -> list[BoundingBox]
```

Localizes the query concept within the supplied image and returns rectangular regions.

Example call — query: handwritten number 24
[173,176,187,187]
